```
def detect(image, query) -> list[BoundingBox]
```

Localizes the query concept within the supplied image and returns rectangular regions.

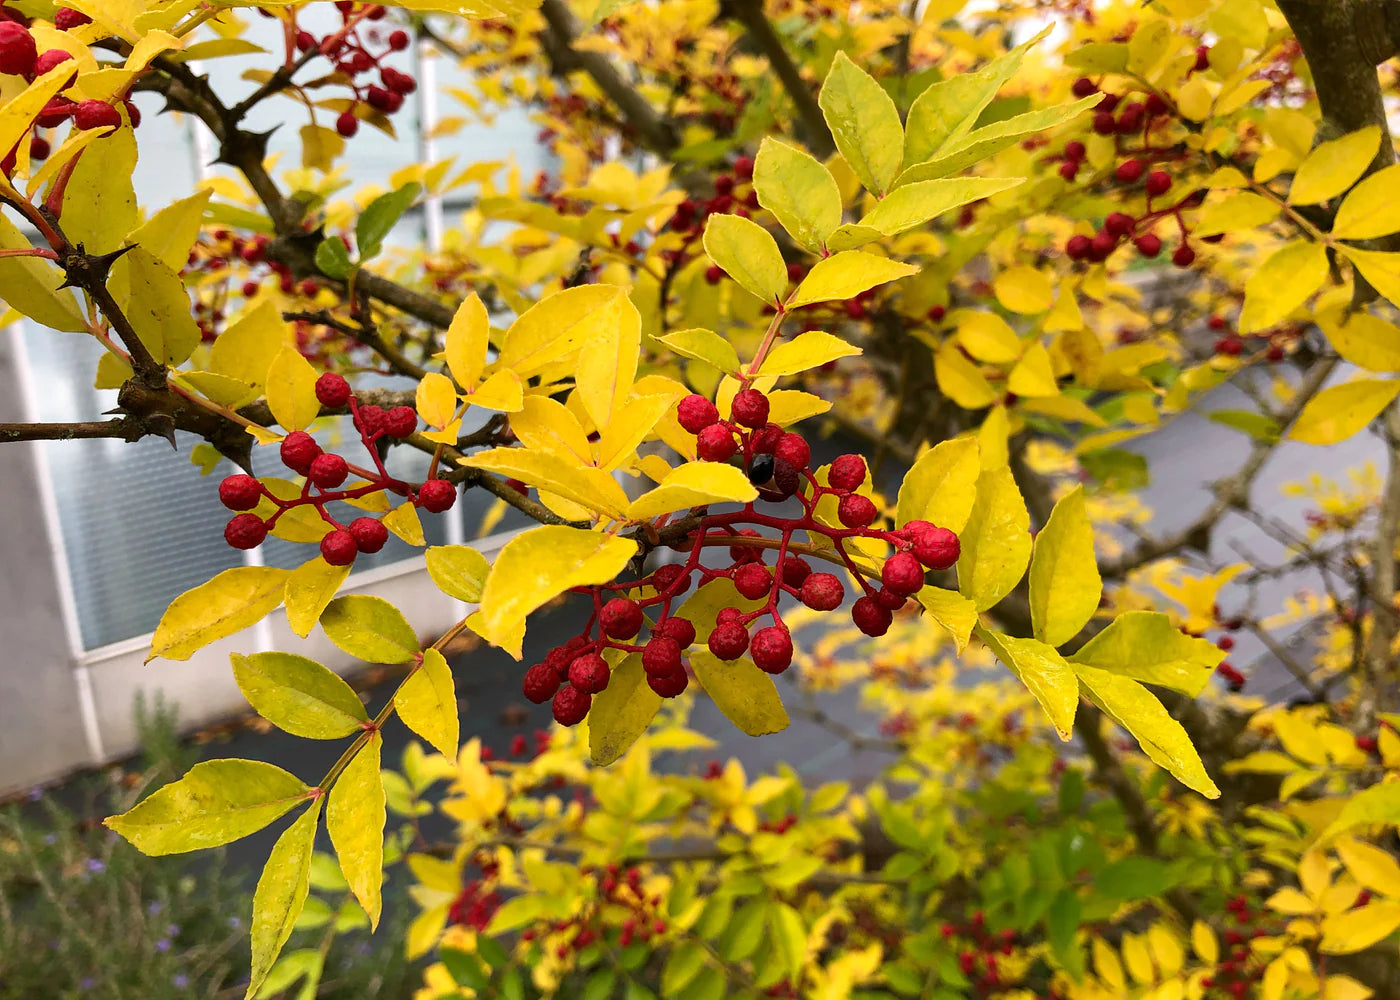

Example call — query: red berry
[1090,231,1116,259]
[656,616,696,647]
[36,98,74,127]
[224,513,267,549]
[716,607,744,625]
[242,280,260,297]
[295,30,316,51]
[382,67,417,95]
[418,479,457,512]
[1092,111,1116,135]
[1208,314,1228,331]
[708,621,749,660]
[837,493,878,529]
[749,422,783,455]
[647,668,689,697]
[733,563,772,601]
[1065,234,1092,260]
[750,626,793,673]
[1104,212,1135,237]
[1173,245,1196,268]
[315,372,352,408]
[800,573,844,611]
[652,564,690,595]
[852,596,893,637]
[33,49,73,82]
[522,663,560,704]
[714,175,735,195]
[545,644,578,679]
[1145,170,1172,197]
[734,155,754,180]
[356,405,385,436]
[1217,635,1235,651]
[388,29,410,50]
[1194,45,1210,71]
[677,394,720,434]
[704,264,723,285]
[1134,234,1162,258]
[568,653,610,694]
[1267,344,1286,362]
[779,554,811,587]
[280,431,321,474]
[828,454,866,492]
[73,100,122,131]
[349,516,388,553]
[773,433,810,471]
[336,111,359,138]
[928,305,946,322]
[730,388,769,429]
[382,405,418,438]
[1116,102,1144,132]
[552,686,591,726]
[1064,140,1086,160]
[882,552,925,596]
[1145,93,1169,116]
[786,262,806,283]
[600,598,644,640]
[874,587,906,611]
[308,452,349,489]
[727,527,763,564]
[1215,336,1244,356]
[642,636,682,676]
[1115,159,1144,184]
[218,474,262,510]
[912,526,960,570]
[696,424,737,462]
[0,23,36,77]
[1058,161,1080,182]
[54,8,92,29]
[320,530,358,566]
[1071,77,1097,98]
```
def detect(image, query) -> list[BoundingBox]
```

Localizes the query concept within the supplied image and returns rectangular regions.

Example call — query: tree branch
[726,0,835,157]
[0,419,138,443]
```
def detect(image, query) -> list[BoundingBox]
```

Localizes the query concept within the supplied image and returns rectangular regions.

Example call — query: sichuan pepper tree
[3,0,1400,996]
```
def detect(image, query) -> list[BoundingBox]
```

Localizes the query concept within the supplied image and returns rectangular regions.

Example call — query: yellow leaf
[575,292,641,428]
[1194,190,1280,236]
[1071,611,1224,696]
[445,292,489,388]
[211,300,286,390]
[689,650,790,736]
[597,392,681,472]
[1073,663,1220,797]
[109,247,202,367]
[655,328,741,373]
[247,801,320,1000]
[477,526,635,651]
[1290,126,1381,206]
[1290,378,1400,446]
[498,284,627,376]
[976,626,1078,740]
[935,344,999,409]
[1192,921,1219,963]
[1149,924,1184,977]
[0,210,85,331]
[1008,343,1059,397]
[588,653,661,766]
[993,265,1055,314]
[510,394,592,464]
[958,311,1022,363]
[956,466,1031,611]
[1093,939,1125,991]
[1121,933,1155,985]
[265,347,322,433]
[896,436,980,533]
[1320,902,1400,954]
[1324,974,1375,1000]
[764,389,832,425]
[758,330,861,377]
[176,372,258,409]
[702,212,787,305]
[1318,309,1400,372]
[1337,837,1400,897]
[753,137,843,252]
[383,501,426,546]
[978,405,1009,469]
[327,733,386,930]
[416,372,458,430]
[127,188,212,272]
[284,557,352,639]
[1344,248,1400,310]
[819,51,903,196]
[1028,486,1101,646]
[148,566,289,662]
[788,250,919,308]
[856,176,1022,235]
[59,126,138,255]
[232,652,367,740]
[916,585,978,654]
[0,61,81,174]
[396,648,458,758]
[460,446,630,516]
[299,122,343,172]
[466,369,524,412]
[1332,164,1400,239]
[1240,240,1329,334]
[626,462,758,521]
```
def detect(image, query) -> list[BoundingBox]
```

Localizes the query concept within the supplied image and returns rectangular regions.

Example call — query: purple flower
[227,916,242,930]
[172,974,190,989]
[85,858,105,874]
[42,834,57,846]
[78,977,95,991]
[147,901,163,916]
[27,786,43,802]
[166,923,180,937]
[155,939,171,953]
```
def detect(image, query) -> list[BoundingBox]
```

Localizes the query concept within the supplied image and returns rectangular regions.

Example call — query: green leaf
[441,949,490,989]
[356,182,421,261]
[1097,857,1172,899]
[147,567,289,662]
[105,759,309,855]
[767,901,807,979]
[787,250,919,308]
[819,51,904,196]
[1072,663,1220,798]
[857,176,1023,235]
[1290,378,1400,446]
[752,136,843,252]
[1321,783,1400,839]
[247,800,322,999]
[955,466,1032,611]
[1080,448,1148,491]
[656,327,742,374]
[425,545,491,603]
[702,213,788,305]
[327,733,386,929]
[1208,409,1281,442]
[689,650,789,736]
[315,237,354,279]
[662,940,707,995]
[896,96,1098,184]
[1239,240,1328,334]
[589,653,662,766]
[1028,486,1101,647]
[1071,611,1226,696]
[232,652,368,739]
[395,648,458,758]
[896,436,980,533]
[976,626,1078,740]
[320,595,420,664]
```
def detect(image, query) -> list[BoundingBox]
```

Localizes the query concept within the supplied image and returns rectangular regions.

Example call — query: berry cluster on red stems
[218,372,456,566]
[1207,314,1292,363]
[1198,895,1282,999]
[937,913,1025,997]
[521,386,961,727]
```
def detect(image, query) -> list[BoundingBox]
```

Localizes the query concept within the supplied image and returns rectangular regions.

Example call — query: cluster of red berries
[0,12,141,175]
[668,158,761,278]
[1199,896,1275,999]
[1208,315,1289,363]
[218,373,456,566]
[446,856,503,931]
[518,864,666,956]
[942,913,1023,997]
[520,387,960,727]
[1203,613,1246,692]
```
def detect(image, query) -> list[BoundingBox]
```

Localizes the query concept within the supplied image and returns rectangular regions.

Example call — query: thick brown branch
[0,419,137,443]
[726,0,835,157]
